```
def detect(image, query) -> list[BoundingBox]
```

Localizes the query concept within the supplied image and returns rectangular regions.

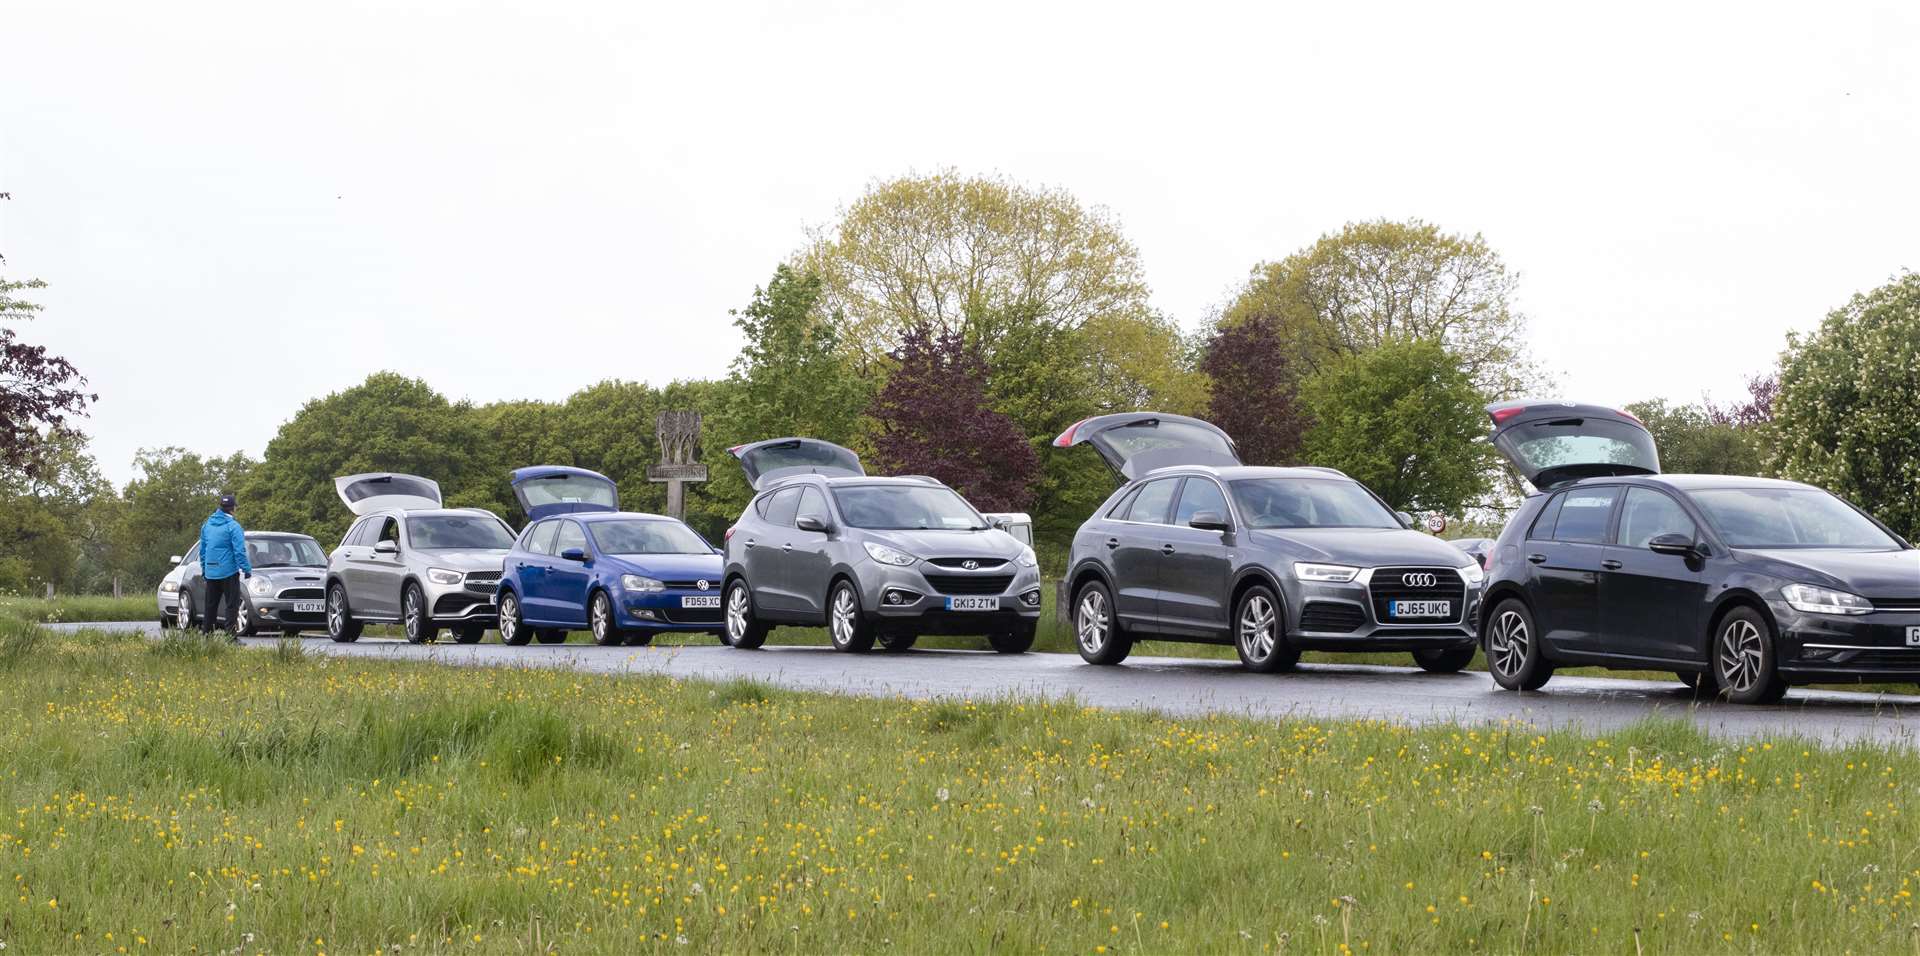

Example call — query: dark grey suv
[1056,412,1484,672]
[720,438,1043,653]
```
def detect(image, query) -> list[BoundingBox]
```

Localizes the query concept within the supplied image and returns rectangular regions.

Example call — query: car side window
[797,486,829,525]
[377,517,400,546]
[554,521,588,555]
[1527,494,1564,540]
[1616,487,1696,548]
[520,520,549,555]
[184,543,202,563]
[1173,478,1231,527]
[753,494,771,518]
[1124,478,1180,525]
[1107,486,1143,519]
[765,487,802,527]
[1551,487,1620,544]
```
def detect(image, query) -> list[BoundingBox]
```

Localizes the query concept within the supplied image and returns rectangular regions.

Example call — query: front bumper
[1289,568,1482,651]
[860,562,1043,635]
[618,587,727,633]
[424,576,499,624]
[1775,602,1920,682]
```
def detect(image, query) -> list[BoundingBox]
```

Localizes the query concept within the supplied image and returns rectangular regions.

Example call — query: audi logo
[961,560,980,570]
[1401,572,1439,588]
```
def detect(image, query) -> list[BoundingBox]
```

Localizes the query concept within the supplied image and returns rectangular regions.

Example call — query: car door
[752,487,804,612]
[787,486,835,618]
[512,520,559,622]
[1525,486,1620,654]
[1109,476,1182,631]
[545,520,593,627]
[1156,476,1237,637]
[1053,412,1241,481]
[729,438,864,490]
[510,466,620,520]
[1600,486,1709,663]
[179,543,204,615]
[333,473,443,514]
[358,516,406,618]
[1485,402,1660,491]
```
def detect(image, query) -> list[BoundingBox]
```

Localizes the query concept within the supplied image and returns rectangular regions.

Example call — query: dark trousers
[202,574,242,634]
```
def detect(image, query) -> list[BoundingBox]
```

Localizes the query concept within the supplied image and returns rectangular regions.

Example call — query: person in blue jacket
[198,493,253,639]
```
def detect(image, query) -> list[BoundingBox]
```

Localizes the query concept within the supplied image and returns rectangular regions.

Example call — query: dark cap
[219,494,237,512]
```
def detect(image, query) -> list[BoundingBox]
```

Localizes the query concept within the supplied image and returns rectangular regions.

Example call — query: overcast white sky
[3,0,1915,485]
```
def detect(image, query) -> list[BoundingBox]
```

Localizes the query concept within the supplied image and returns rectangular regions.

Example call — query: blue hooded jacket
[199,510,253,580]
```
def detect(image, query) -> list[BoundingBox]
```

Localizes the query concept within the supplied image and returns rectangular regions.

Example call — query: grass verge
[0,594,158,624]
[2,622,1919,952]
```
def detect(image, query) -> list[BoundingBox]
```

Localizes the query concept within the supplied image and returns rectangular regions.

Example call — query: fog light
[630,609,658,621]
[884,589,917,606]
[1019,589,1042,608]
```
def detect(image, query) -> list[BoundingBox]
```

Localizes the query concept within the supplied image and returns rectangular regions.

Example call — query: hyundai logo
[1402,572,1439,588]
[961,560,979,570]
[696,579,710,591]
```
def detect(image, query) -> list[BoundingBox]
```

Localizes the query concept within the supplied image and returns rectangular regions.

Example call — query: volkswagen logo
[961,560,980,570]
[1402,572,1439,588]
[696,579,710,591]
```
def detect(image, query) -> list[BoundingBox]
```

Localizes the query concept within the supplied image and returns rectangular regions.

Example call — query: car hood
[867,528,1023,560]
[601,552,724,580]
[1247,527,1474,567]
[1737,548,1920,597]
[252,566,328,585]
[413,549,510,571]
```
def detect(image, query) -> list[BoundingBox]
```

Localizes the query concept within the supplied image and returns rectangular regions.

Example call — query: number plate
[1390,600,1452,619]
[1907,626,1920,647]
[681,595,721,609]
[946,596,998,612]
[293,601,323,613]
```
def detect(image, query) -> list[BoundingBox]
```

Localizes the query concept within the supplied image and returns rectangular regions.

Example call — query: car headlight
[159,581,179,595]
[1016,546,1038,568]
[1294,562,1360,584]
[863,541,918,567]
[1781,583,1872,616]
[1458,563,1485,586]
[426,567,464,586]
[621,574,665,593]
[248,577,273,596]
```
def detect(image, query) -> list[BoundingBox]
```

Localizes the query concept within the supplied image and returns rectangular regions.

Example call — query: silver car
[157,532,330,635]
[323,473,517,644]
[720,438,1043,654]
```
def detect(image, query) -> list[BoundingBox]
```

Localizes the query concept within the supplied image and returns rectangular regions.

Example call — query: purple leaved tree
[869,325,1039,512]
[2,277,96,477]
[1200,314,1307,465]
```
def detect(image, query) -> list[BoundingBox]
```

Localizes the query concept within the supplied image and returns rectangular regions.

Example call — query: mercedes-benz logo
[961,560,979,570]
[1402,572,1438,588]
[696,579,710,591]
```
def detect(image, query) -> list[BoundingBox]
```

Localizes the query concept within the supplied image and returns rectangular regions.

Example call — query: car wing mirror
[169,555,182,565]
[1395,510,1416,529]
[559,547,588,562]
[373,540,399,555]
[796,514,832,533]
[1188,511,1232,532]
[1647,533,1697,556]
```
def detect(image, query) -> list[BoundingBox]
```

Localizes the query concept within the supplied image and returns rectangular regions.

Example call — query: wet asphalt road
[56,621,1920,747]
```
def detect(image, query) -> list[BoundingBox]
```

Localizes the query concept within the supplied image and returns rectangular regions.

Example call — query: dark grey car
[720,438,1043,653]
[1055,412,1484,672]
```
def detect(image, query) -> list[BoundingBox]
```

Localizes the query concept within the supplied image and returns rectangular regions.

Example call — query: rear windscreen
[344,476,438,502]
[1100,421,1237,461]
[519,474,617,509]
[747,442,861,476]
[1499,419,1658,476]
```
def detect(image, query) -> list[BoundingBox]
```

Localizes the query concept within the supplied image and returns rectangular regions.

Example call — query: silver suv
[323,473,517,644]
[720,438,1043,653]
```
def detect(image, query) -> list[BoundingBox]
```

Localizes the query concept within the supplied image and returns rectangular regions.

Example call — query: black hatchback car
[1480,401,1920,703]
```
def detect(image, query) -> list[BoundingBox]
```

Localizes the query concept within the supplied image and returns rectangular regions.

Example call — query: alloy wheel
[404,590,423,641]
[1076,590,1108,654]
[1238,594,1277,661]
[831,587,858,647]
[327,588,345,634]
[1489,610,1529,678]
[235,602,250,636]
[499,594,520,643]
[1718,619,1764,694]
[726,585,749,644]
[177,597,192,630]
[592,595,610,641]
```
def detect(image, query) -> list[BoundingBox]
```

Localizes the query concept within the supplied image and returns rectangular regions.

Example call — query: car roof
[1135,464,1356,482]
[762,474,948,492]
[1563,474,1819,493]
[244,531,318,540]
[569,511,682,523]
[370,507,505,519]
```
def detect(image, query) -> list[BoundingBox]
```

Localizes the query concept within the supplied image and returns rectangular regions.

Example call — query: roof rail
[897,474,946,485]
[1296,466,1350,478]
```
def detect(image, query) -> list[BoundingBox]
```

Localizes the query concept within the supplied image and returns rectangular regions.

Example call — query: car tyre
[235,599,261,638]
[879,632,917,652]
[175,593,195,631]
[402,584,438,644]
[625,629,655,647]
[725,580,768,650]
[535,628,568,645]
[498,591,532,646]
[453,624,486,644]
[1412,645,1476,674]
[326,583,363,643]
[1485,599,1550,691]
[1073,580,1132,665]
[589,591,626,646]
[827,580,875,653]
[1234,584,1298,673]
[1713,606,1788,704]
[988,621,1036,654]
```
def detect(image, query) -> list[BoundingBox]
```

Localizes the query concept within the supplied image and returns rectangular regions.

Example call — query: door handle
[744,538,757,549]
[782,543,793,552]
[1600,559,1623,570]
[1105,537,1120,550]
[1161,544,1176,555]
[1526,553,1547,564]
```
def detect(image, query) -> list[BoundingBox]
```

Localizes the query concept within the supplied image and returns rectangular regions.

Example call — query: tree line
[4,172,1918,593]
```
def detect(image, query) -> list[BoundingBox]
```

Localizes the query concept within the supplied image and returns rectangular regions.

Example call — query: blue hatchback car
[496,466,726,647]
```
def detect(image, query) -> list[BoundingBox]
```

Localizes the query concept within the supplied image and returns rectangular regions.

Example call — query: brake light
[1618,409,1644,426]
[724,526,735,542]
[1490,406,1528,425]
[1052,419,1089,447]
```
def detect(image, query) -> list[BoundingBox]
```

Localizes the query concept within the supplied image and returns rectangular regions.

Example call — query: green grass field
[3,616,1920,953]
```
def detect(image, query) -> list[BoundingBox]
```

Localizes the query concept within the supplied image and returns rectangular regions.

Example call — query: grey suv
[720,438,1043,653]
[323,473,517,644]
[1056,412,1484,672]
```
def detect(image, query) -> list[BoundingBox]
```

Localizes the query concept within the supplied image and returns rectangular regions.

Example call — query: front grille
[1870,597,1920,612]
[462,570,501,595]
[1367,567,1466,625]
[927,558,1009,570]
[276,587,325,601]
[1298,601,1366,633]
[662,607,724,624]
[664,580,718,591]
[923,573,1015,596]
[1820,650,1920,667]
[464,570,502,582]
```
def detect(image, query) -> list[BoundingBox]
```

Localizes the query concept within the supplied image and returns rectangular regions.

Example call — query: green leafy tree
[0,431,112,594]
[113,447,257,587]
[1223,219,1540,398]
[1622,399,1763,477]
[1298,339,1492,515]
[1770,272,1920,537]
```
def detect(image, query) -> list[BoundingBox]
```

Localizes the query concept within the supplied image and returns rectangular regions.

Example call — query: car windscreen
[517,474,617,509]
[406,515,516,550]
[1690,488,1902,549]
[246,538,327,568]
[1229,478,1400,530]
[832,485,987,531]
[1501,419,1658,477]
[587,519,712,555]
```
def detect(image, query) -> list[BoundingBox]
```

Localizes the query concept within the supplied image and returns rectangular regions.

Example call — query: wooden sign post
[646,410,708,519]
